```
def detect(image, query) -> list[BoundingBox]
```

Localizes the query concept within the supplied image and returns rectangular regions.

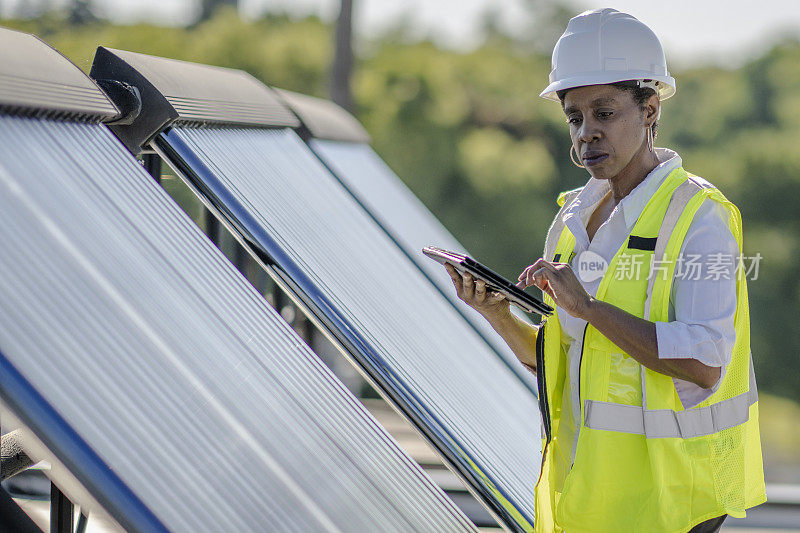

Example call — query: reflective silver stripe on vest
[643,178,711,322]
[585,357,758,438]
[639,178,711,415]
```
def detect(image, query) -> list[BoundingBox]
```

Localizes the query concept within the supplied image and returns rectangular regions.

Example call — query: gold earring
[570,144,585,168]
[647,127,654,152]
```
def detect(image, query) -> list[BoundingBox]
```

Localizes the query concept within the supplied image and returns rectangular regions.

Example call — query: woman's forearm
[482,310,540,373]
[580,297,721,389]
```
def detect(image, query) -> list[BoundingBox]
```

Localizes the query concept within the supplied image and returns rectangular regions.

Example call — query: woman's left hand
[517,259,593,319]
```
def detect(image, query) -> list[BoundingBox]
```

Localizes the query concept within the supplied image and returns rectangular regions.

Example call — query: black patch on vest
[552,251,576,263]
[627,235,657,251]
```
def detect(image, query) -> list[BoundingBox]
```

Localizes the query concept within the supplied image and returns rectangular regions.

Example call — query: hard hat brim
[539,72,676,101]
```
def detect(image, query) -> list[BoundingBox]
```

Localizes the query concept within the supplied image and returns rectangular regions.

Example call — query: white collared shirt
[556,148,737,408]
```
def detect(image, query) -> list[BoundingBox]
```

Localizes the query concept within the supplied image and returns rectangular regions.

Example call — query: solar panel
[0,28,475,532]
[92,47,543,531]
[309,139,540,390]
[276,89,540,394]
[275,89,371,144]
[312,140,467,254]
[157,126,542,530]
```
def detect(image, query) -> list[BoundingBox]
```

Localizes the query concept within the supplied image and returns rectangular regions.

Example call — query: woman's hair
[557,81,659,137]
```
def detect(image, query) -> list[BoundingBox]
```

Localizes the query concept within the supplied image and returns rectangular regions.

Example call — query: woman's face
[562,84,657,181]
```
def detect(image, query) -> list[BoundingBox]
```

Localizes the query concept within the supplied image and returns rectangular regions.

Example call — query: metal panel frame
[89,47,299,153]
[87,45,539,530]
[0,27,118,121]
[276,89,370,143]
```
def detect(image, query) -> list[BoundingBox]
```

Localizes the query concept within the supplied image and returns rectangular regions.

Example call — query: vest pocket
[580,347,641,406]
[606,352,642,405]
[583,325,642,406]
[578,339,610,405]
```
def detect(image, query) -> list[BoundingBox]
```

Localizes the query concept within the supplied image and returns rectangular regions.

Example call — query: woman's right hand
[445,263,510,322]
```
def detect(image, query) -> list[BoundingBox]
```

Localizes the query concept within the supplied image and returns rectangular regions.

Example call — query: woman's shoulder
[684,172,715,190]
[680,193,740,260]
[680,169,734,202]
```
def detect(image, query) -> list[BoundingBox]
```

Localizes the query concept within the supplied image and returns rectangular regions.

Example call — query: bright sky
[5,0,800,68]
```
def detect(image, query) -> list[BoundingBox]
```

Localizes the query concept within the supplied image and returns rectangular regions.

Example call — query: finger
[535,270,557,300]
[444,264,464,297]
[475,279,487,304]
[444,263,460,280]
[525,265,539,288]
[543,263,571,286]
[517,262,540,287]
[531,267,553,292]
[462,272,475,300]
[518,258,545,281]
[539,261,561,272]
[518,265,534,282]
[524,259,553,286]
[519,269,535,289]
[540,282,555,300]
[518,268,537,288]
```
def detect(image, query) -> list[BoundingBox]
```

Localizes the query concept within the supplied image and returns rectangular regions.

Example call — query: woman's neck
[607,147,661,205]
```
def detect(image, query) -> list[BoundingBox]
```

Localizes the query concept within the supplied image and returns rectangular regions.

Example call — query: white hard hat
[540,8,676,101]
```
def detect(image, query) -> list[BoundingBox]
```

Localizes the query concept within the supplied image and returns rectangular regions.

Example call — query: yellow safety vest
[533,167,766,532]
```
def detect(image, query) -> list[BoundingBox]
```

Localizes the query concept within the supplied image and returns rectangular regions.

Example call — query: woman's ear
[645,93,660,126]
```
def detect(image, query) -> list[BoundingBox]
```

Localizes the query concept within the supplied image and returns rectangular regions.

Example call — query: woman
[445,8,765,533]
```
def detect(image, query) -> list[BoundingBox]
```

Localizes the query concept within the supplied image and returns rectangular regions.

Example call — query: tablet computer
[422,246,553,316]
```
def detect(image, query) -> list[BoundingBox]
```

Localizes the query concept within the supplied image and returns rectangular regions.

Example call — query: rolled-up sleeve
[654,198,738,402]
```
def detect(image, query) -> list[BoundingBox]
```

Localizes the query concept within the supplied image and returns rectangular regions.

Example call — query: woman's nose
[577,118,601,144]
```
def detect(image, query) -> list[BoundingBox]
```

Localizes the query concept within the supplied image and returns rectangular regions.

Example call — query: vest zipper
[570,323,589,465]
[535,318,551,485]
[535,319,551,443]
[577,323,588,418]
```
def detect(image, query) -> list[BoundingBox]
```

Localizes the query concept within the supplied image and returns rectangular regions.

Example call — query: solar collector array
[0,28,475,532]
[91,46,544,531]
[158,125,542,530]
[0,115,475,532]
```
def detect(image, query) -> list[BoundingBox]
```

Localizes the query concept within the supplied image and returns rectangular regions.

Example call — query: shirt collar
[562,148,682,234]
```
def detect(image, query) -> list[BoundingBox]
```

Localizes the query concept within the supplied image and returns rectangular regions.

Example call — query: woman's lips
[582,152,608,166]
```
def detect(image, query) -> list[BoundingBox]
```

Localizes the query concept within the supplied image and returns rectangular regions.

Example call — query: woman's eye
[567,116,582,125]
[598,111,614,118]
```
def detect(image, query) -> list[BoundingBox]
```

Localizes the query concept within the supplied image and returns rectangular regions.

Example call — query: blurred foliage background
[2,1,798,480]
